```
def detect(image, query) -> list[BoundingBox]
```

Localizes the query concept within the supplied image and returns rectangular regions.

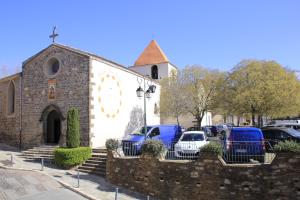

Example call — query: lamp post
[136,77,156,140]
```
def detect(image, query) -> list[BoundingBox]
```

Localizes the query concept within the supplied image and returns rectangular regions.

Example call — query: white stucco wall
[90,59,160,147]
[129,62,177,80]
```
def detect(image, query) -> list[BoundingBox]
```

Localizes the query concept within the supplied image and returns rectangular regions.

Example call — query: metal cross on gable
[49,26,59,43]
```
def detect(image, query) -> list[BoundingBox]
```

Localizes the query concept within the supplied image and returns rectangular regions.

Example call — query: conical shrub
[66,108,80,148]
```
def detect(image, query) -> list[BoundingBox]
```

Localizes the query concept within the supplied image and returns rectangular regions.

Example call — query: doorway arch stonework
[40,104,66,146]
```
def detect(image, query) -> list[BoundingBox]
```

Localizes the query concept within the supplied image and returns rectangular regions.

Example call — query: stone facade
[0,74,21,147]
[0,42,162,149]
[106,153,300,200]
[21,45,90,148]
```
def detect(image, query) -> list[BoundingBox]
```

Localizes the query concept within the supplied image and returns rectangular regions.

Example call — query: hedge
[54,147,92,169]
[273,140,300,153]
[105,139,119,151]
[141,139,166,157]
[200,142,222,155]
[67,108,80,148]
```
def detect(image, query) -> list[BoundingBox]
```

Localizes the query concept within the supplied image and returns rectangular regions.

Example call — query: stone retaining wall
[106,153,300,200]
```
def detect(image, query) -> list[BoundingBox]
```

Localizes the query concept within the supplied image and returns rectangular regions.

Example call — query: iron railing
[116,139,276,164]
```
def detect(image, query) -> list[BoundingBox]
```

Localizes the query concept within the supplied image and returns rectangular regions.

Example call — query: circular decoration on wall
[98,73,122,118]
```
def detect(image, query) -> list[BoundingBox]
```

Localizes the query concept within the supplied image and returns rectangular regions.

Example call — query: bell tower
[130,40,177,80]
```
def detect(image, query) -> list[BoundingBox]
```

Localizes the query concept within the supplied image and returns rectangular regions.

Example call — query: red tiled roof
[134,40,169,66]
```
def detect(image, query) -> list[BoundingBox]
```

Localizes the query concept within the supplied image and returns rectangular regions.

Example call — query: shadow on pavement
[70,173,149,199]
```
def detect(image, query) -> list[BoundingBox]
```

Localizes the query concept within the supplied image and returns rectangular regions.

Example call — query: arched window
[7,81,15,114]
[151,65,158,79]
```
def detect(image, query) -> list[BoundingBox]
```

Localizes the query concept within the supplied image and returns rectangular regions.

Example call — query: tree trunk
[237,116,240,127]
[257,115,262,128]
[196,115,203,129]
[176,115,180,126]
[251,105,256,127]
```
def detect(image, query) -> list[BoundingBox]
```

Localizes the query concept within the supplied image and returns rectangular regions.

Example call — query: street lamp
[136,77,156,140]
[136,86,143,98]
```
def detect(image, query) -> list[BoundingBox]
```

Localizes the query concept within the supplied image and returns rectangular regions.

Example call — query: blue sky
[0,0,299,77]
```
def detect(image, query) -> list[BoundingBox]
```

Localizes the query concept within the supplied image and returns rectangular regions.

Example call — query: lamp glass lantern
[136,86,144,98]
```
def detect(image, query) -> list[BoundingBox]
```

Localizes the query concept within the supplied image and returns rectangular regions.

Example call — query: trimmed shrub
[141,139,165,157]
[105,139,119,151]
[200,142,222,155]
[67,108,80,148]
[274,140,300,153]
[54,147,92,169]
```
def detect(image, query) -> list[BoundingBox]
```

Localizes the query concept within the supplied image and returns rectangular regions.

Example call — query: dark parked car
[264,123,300,131]
[223,127,265,163]
[261,127,300,151]
[211,125,228,137]
[202,126,213,137]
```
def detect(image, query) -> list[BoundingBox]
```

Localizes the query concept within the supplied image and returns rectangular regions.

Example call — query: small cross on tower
[49,26,59,43]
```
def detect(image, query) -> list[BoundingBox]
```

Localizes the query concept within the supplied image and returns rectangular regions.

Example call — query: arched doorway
[40,105,65,145]
[46,110,61,144]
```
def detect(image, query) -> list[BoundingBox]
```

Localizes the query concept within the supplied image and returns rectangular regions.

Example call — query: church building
[0,40,178,149]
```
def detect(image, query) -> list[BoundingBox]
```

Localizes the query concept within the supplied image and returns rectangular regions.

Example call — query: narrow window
[7,81,15,114]
[151,65,158,79]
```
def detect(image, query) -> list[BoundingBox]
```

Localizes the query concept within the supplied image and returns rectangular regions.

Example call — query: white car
[174,131,209,158]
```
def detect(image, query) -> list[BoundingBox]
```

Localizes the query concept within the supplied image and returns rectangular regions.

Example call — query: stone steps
[20,146,108,177]
[78,168,106,176]
[85,159,106,164]
[79,149,107,177]
[92,148,107,154]
[20,146,56,162]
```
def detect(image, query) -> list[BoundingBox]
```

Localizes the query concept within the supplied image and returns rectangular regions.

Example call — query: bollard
[41,158,44,171]
[77,167,80,188]
[10,154,13,166]
[147,195,150,200]
[115,188,119,200]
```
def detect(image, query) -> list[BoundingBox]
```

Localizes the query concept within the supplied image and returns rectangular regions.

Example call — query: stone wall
[106,153,300,200]
[0,74,21,147]
[21,45,90,148]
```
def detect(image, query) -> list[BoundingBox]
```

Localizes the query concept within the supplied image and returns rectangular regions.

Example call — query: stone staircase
[78,148,107,177]
[20,146,107,177]
[20,145,56,162]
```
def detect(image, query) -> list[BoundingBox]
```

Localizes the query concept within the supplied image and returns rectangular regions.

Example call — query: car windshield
[231,130,262,141]
[181,134,204,141]
[286,128,300,137]
[132,126,152,135]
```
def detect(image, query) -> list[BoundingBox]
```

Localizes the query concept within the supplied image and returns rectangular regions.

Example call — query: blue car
[223,127,265,163]
[122,125,182,155]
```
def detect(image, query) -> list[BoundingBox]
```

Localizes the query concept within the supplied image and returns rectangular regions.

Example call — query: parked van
[122,125,182,155]
[223,127,265,163]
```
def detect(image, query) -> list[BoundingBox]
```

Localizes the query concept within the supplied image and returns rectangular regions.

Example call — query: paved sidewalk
[0,168,86,200]
[0,144,147,200]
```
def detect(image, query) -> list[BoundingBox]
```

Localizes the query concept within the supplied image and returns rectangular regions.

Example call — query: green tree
[160,70,187,125]
[182,66,223,128]
[66,108,80,148]
[220,60,300,126]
